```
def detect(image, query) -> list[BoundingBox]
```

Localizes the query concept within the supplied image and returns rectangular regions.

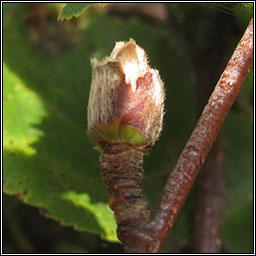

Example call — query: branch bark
[121,18,253,253]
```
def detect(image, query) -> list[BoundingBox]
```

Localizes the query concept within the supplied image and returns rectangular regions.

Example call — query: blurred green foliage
[57,3,108,22]
[58,3,93,22]
[3,3,253,253]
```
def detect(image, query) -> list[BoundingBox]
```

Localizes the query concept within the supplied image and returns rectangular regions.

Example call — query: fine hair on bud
[88,38,165,149]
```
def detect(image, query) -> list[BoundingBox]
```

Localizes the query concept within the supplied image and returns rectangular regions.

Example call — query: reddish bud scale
[88,39,165,148]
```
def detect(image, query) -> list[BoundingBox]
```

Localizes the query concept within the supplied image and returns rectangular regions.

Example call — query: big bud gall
[88,39,165,150]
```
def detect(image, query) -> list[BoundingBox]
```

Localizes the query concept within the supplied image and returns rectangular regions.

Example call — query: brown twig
[120,18,253,253]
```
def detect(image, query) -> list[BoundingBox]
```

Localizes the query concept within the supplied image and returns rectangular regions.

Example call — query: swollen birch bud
[87,39,165,150]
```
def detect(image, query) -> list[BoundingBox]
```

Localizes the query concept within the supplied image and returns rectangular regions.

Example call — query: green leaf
[58,3,93,22]
[3,63,47,155]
